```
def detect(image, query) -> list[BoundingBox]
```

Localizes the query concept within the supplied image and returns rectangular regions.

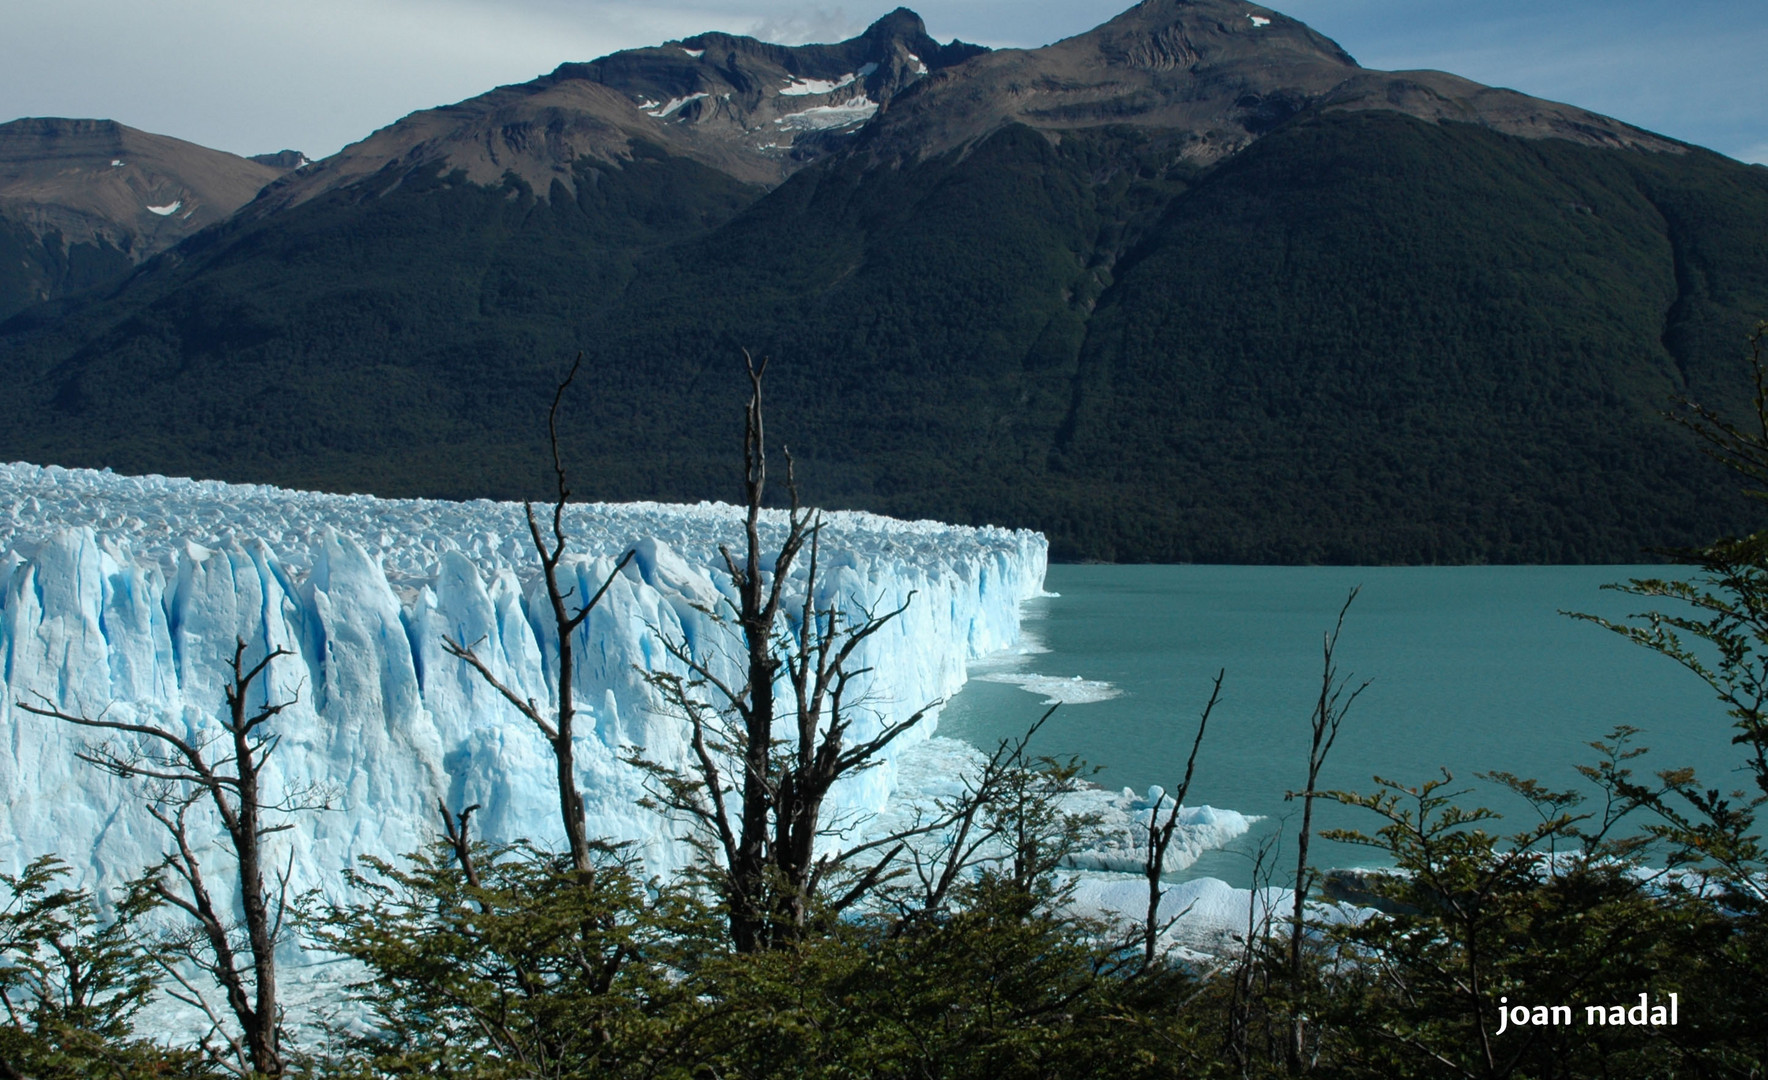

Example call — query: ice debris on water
[977,671,1122,704]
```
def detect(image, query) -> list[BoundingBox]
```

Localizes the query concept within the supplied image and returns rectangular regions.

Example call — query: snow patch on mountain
[775,96,879,131]
[646,93,709,118]
[780,73,856,96]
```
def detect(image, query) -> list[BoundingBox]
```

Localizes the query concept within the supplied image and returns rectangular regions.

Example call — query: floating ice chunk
[773,96,879,131]
[146,200,182,216]
[1248,14,1271,27]
[860,740,1255,881]
[1066,875,1367,960]
[110,159,124,167]
[977,671,1120,704]
[645,92,709,118]
[1063,787,1256,873]
[679,47,704,58]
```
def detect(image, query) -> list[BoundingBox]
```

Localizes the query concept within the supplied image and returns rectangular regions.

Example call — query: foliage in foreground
[0,857,206,1079]
[7,658,1768,1080]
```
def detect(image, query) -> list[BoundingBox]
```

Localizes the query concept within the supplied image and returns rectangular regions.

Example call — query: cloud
[1277,0,1768,157]
[746,6,866,45]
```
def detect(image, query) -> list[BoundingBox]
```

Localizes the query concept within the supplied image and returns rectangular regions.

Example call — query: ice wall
[0,463,1047,898]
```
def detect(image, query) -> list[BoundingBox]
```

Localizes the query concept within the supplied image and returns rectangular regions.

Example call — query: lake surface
[935,565,1741,884]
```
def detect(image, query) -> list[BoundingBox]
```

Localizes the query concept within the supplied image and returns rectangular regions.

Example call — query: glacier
[0,460,1274,1037]
[0,462,1047,903]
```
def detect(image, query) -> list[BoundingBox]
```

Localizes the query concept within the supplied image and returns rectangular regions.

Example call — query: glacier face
[0,462,1048,900]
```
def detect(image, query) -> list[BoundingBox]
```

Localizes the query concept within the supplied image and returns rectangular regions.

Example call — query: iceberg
[0,462,1047,902]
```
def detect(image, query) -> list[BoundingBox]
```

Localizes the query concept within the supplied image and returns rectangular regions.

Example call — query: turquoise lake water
[935,565,1743,884]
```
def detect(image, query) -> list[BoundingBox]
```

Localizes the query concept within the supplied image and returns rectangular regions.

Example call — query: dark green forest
[0,219,133,324]
[4,111,1767,562]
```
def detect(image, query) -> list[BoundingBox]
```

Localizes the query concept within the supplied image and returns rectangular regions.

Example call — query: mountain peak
[861,7,928,42]
[1093,0,1359,69]
[248,149,311,170]
[8,116,128,143]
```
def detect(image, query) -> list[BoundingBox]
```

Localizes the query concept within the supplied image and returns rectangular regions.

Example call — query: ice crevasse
[0,463,1049,899]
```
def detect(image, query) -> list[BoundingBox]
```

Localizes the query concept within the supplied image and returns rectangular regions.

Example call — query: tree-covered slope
[571,114,1768,561]
[0,150,766,497]
[1040,115,1768,561]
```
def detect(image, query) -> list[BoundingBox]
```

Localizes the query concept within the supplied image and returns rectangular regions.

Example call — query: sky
[2,0,1762,165]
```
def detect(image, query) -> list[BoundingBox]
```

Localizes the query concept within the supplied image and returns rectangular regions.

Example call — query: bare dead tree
[19,638,327,1079]
[443,355,635,876]
[634,352,937,951]
[438,799,485,894]
[1142,668,1224,968]
[1285,587,1369,1073]
[1225,833,1283,1074]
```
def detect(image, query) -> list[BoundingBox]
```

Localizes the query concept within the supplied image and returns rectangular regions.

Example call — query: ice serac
[0,462,1047,894]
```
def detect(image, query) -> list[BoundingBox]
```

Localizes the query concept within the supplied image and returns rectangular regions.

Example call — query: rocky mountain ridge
[235,0,1681,216]
[241,7,983,215]
[3,1,1681,268]
[857,0,1678,165]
